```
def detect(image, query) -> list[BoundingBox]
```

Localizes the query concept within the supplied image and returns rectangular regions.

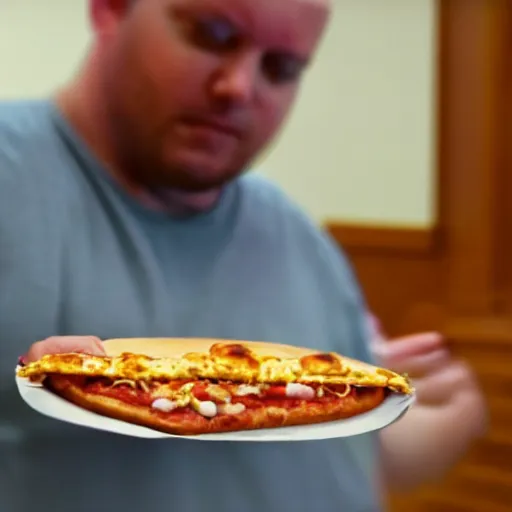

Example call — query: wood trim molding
[325,3,512,511]
[325,222,440,256]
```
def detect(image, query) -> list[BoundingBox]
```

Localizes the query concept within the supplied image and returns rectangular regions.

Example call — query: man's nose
[210,52,261,107]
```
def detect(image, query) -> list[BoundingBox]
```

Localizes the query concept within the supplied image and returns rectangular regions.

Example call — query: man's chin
[161,150,243,190]
[161,146,243,178]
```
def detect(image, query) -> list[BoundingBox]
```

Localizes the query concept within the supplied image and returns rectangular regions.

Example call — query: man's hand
[372,329,484,410]
[368,316,488,491]
[23,336,106,363]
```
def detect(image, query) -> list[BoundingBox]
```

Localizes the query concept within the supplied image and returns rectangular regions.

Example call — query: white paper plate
[16,372,415,441]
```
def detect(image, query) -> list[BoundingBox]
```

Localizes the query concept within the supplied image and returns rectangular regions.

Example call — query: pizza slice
[16,338,413,436]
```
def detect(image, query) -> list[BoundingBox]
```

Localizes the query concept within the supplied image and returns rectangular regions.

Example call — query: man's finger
[372,332,444,360]
[24,336,106,363]
[377,347,451,378]
[414,361,474,405]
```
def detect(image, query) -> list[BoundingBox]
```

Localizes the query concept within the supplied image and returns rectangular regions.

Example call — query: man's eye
[189,17,239,52]
[262,53,305,85]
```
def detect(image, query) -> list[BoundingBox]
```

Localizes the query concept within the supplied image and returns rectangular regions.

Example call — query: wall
[0,1,90,97]
[0,0,437,227]
[332,3,512,510]
[259,0,438,226]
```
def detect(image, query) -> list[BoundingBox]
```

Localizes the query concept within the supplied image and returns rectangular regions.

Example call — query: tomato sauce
[78,377,369,412]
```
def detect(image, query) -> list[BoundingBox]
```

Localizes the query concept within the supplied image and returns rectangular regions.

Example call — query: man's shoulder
[237,172,345,261]
[0,99,53,140]
[0,99,57,172]
[0,99,73,231]
[238,173,320,234]
[237,172,355,284]
[0,99,69,191]
[241,171,363,277]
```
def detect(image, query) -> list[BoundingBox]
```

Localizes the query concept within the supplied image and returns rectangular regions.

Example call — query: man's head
[83,0,330,197]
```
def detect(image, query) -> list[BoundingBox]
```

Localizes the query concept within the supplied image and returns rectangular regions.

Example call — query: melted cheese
[235,385,262,396]
[112,379,137,389]
[112,378,150,393]
[206,384,231,403]
[218,403,246,415]
[325,384,352,398]
[16,342,413,394]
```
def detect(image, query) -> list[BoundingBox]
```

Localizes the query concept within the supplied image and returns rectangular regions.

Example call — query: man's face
[93,0,330,192]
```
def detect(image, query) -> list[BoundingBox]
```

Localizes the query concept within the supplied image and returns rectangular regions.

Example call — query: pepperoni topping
[263,385,288,399]
[191,383,211,401]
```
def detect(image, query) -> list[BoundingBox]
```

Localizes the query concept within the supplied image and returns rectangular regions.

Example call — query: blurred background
[1,0,510,510]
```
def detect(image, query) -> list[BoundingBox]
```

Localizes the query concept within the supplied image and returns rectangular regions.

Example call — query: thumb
[23,336,106,363]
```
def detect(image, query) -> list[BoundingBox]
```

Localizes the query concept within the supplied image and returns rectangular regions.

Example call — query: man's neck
[142,188,223,215]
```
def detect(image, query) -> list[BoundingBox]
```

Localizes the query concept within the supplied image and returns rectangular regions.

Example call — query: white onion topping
[151,398,178,412]
[285,383,315,400]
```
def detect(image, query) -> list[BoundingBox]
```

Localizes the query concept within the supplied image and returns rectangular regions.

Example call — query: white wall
[259,0,438,227]
[0,1,90,98]
[0,0,437,227]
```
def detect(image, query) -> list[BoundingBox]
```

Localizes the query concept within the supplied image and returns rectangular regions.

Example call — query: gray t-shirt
[0,100,382,512]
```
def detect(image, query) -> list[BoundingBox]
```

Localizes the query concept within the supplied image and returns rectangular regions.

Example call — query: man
[0,0,486,511]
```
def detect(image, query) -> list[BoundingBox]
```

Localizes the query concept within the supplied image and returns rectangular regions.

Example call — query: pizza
[16,338,413,436]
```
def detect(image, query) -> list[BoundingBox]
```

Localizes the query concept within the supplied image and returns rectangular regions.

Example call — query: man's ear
[89,0,135,34]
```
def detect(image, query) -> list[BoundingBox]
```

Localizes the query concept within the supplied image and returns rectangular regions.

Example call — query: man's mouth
[179,117,243,139]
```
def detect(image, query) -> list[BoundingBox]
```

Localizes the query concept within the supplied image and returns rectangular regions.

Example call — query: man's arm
[379,372,487,491]
[368,319,488,492]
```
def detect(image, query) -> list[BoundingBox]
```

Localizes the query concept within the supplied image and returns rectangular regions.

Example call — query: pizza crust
[103,337,316,359]
[47,375,386,436]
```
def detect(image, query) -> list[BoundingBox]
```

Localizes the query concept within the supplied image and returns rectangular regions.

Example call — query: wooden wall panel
[327,224,445,337]
[324,5,512,508]
[327,224,512,512]
[323,1,512,510]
